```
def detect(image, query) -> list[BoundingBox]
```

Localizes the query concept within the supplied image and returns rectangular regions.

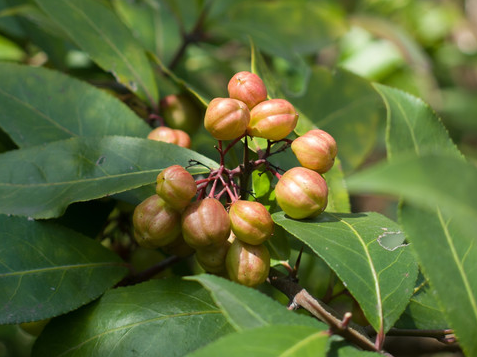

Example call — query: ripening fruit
[161,235,195,257]
[248,99,298,140]
[160,93,202,134]
[225,239,270,287]
[156,165,197,212]
[227,71,268,109]
[291,129,337,173]
[181,198,231,248]
[133,194,182,248]
[275,167,328,219]
[196,240,231,274]
[147,126,191,148]
[229,200,274,245]
[204,98,250,140]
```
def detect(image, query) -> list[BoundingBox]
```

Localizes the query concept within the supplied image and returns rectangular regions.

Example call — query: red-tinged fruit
[181,198,231,248]
[248,99,298,140]
[204,98,250,140]
[156,165,197,212]
[196,240,231,274]
[275,167,328,219]
[227,71,267,109]
[229,200,274,245]
[291,129,337,173]
[147,126,191,148]
[160,93,202,134]
[225,239,270,287]
[133,195,182,248]
[161,235,195,257]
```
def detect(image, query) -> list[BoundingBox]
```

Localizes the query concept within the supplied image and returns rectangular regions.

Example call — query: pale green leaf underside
[187,325,328,357]
[0,215,128,324]
[0,63,150,148]
[0,136,217,219]
[273,211,417,334]
[34,0,158,105]
[32,279,234,357]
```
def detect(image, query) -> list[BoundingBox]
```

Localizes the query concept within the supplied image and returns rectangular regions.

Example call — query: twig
[268,268,382,353]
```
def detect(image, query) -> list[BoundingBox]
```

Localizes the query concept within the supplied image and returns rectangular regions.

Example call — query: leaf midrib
[0,262,125,278]
[329,213,383,330]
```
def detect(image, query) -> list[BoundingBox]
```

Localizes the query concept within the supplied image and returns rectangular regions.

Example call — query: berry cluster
[134,71,337,287]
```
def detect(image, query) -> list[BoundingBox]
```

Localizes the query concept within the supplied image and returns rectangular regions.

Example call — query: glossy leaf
[34,0,158,106]
[374,84,462,160]
[323,157,351,213]
[327,336,381,357]
[0,63,150,148]
[290,67,384,173]
[187,325,328,357]
[188,274,326,331]
[0,136,217,219]
[0,215,128,324]
[273,211,418,334]
[400,204,477,355]
[32,279,234,357]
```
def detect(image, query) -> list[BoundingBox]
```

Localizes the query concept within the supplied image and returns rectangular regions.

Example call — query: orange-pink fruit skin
[147,126,191,148]
[227,71,268,109]
[204,98,250,140]
[229,200,274,245]
[225,239,270,287]
[248,99,298,140]
[133,195,182,248]
[275,167,328,219]
[181,198,231,248]
[155,165,197,212]
[291,129,337,173]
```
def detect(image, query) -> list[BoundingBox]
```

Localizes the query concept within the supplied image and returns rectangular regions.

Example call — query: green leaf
[32,279,234,357]
[187,325,329,357]
[323,157,351,213]
[395,275,448,330]
[0,215,127,324]
[374,84,462,160]
[400,204,477,356]
[188,274,326,331]
[273,211,418,334]
[0,63,150,148]
[327,336,381,357]
[291,67,384,173]
[34,0,158,106]
[0,136,217,219]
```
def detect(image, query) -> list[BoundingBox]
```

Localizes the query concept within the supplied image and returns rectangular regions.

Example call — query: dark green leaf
[34,0,158,106]
[290,67,384,173]
[32,279,234,357]
[0,63,150,148]
[395,276,448,330]
[273,211,418,334]
[327,336,381,357]
[0,136,217,219]
[400,204,476,355]
[188,274,326,331]
[187,325,329,357]
[323,157,351,213]
[0,215,127,324]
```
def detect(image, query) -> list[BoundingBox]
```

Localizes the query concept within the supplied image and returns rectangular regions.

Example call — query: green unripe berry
[196,240,231,274]
[225,239,270,287]
[160,94,202,134]
[229,200,274,245]
[133,195,182,249]
[156,165,197,212]
[275,167,328,219]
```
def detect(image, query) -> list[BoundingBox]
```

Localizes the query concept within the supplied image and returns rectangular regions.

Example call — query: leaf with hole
[273,211,418,334]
